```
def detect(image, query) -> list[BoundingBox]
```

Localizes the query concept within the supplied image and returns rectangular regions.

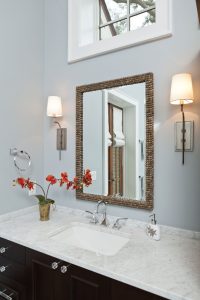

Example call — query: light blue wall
[44,0,200,231]
[0,0,44,213]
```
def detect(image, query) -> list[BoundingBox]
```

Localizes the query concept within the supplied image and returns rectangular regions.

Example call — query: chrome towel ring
[10,148,31,172]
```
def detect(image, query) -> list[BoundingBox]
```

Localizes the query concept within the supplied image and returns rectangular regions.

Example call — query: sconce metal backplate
[57,128,67,150]
[175,121,194,152]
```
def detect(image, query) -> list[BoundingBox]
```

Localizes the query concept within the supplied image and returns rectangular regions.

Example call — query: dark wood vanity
[0,237,166,300]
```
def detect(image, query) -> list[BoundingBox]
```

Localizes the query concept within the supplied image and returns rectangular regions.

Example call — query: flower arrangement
[13,169,92,206]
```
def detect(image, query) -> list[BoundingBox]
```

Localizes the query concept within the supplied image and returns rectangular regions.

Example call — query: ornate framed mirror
[76,73,154,210]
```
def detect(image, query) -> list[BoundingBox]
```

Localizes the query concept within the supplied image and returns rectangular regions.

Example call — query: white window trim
[68,0,172,63]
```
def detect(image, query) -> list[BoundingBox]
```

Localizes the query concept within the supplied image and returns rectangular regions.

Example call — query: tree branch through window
[113,0,155,19]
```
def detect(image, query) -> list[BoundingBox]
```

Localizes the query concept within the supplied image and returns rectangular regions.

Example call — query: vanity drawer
[0,256,27,285]
[0,281,19,300]
[0,238,26,265]
[0,274,27,300]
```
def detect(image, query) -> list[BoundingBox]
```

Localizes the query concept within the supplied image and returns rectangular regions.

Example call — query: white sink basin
[50,225,129,256]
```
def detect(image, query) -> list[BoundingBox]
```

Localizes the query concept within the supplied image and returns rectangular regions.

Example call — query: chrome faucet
[97,200,108,226]
[113,217,128,229]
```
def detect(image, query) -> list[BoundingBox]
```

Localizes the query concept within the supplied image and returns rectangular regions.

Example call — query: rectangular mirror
[76,73,154,210]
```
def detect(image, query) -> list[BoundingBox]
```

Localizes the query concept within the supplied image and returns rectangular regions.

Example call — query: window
[68,0,172,62]
[99,0,156,41]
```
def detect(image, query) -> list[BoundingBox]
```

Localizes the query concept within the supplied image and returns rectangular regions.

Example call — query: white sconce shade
[170,73,194,165]
[47,96,66,160]
[47,96,63,117]
[170,73,194,105]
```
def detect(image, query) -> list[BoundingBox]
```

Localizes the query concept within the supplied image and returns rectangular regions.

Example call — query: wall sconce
[170,73,194,165]
[47,96,67,160]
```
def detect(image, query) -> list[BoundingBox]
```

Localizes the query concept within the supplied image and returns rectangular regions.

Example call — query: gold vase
[39,203,50,221]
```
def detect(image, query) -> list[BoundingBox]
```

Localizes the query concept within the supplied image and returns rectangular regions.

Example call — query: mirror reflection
[83,83,146,201]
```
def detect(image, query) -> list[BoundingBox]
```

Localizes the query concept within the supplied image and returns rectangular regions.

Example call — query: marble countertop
[0,206,199,300]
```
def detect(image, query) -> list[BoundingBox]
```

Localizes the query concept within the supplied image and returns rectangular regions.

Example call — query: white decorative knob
[0,247,6,254]
[51,262,60,270]
[60,265,68,274]
[0,265,8,273]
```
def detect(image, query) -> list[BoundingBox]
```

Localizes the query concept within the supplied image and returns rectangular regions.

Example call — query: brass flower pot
[39,203,50,221]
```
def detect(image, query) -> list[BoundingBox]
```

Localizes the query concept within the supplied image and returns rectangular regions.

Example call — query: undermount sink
[50,224,129,256]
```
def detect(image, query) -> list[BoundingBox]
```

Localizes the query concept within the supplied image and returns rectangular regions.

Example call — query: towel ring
[10,148,31,172]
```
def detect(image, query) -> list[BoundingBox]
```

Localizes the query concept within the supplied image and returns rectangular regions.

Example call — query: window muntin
[100,19,128,40]
[130,8,155,31]
[99,0,156,40]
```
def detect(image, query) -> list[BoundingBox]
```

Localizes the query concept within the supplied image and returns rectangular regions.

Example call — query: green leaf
[35,194,46,204]
[46,199,55,205]
[34,195,55,205]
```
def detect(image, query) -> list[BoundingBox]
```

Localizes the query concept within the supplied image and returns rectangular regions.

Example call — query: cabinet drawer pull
[51,261,61,270]
[0,289,13,300]
[0,265,9,273]
[60,264,71,274]
[0,247,9,254]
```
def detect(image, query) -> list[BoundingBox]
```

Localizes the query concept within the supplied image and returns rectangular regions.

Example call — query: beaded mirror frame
[76,73,154,210]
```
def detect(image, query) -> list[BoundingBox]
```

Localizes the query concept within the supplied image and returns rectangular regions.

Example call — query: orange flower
[61,172,68,181]
[17,178,26,188]
[66,181,73,190]
[82,169,92,187]
[60,172,69,186]
[13,170,93,204]
[72,177,80,190]
[26,179,34,190]
[46,175,57,185]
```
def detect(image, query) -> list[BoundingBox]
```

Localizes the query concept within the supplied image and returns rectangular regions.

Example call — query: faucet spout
[97,201,108,226]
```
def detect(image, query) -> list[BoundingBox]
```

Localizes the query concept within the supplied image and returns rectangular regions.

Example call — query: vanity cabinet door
[111,280,166,300]
[28,249,109,300]
[27,249,71,300]
[69,265,109,300]
[31,258,55,300]
[31,260,71,300]
[54,270,71,300]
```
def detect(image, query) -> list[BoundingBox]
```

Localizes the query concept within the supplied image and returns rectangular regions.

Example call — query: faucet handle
[85,210,98,224]
[113,217,128,229]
